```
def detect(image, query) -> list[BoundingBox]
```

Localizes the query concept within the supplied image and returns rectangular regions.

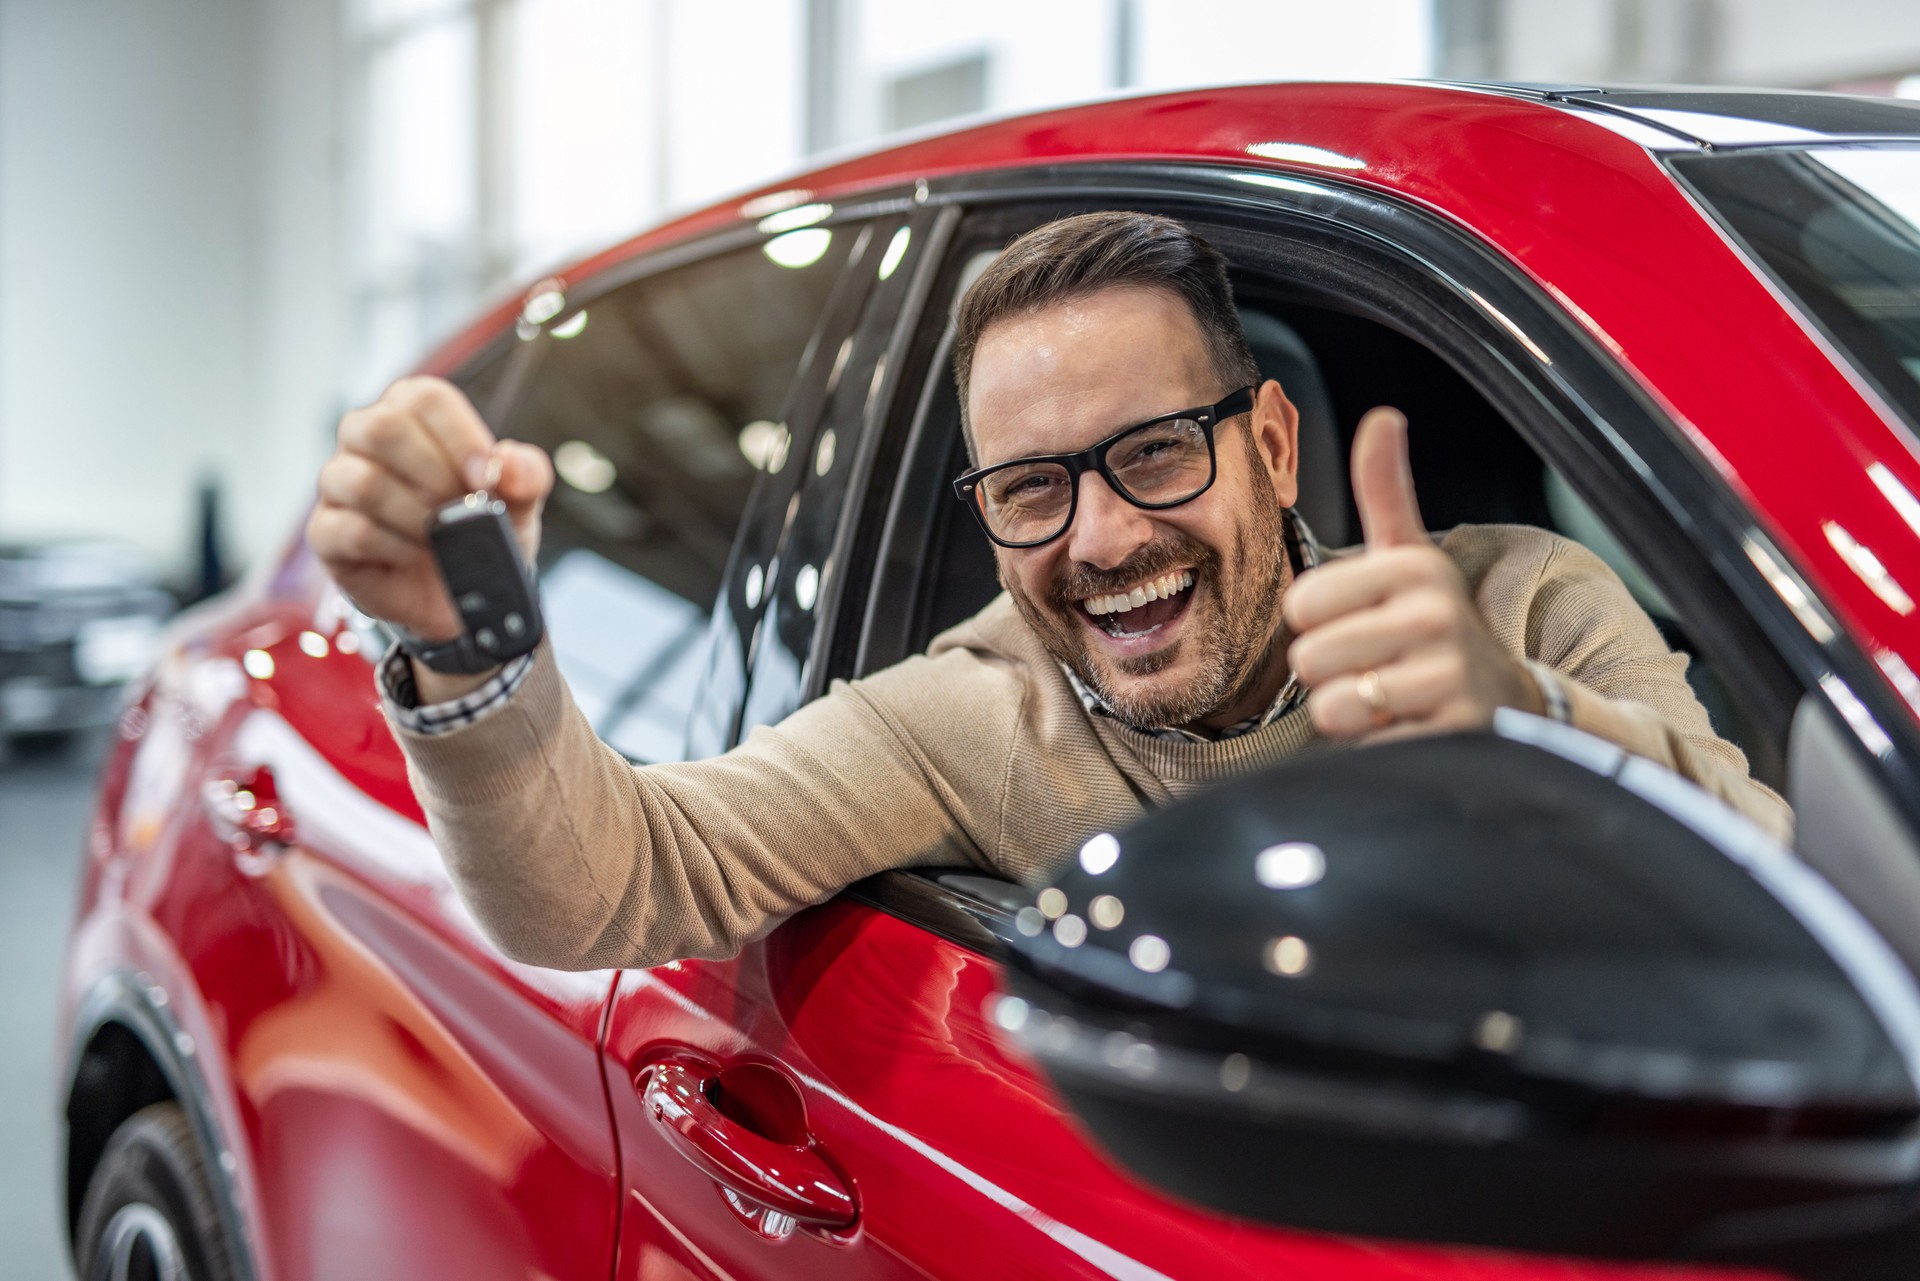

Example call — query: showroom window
[345,0,805,400]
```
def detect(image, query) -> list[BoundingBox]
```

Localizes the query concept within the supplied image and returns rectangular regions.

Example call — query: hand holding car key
[409,451,546,674]
[309,376,556,696]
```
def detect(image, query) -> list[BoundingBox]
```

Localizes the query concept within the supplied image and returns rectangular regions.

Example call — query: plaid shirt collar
[1063,508,1321,743]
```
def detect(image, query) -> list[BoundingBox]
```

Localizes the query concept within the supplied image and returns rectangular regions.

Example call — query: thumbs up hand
[1282,407,1542,740]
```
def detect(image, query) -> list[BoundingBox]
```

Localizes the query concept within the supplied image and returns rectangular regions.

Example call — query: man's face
[967,286,1302,729]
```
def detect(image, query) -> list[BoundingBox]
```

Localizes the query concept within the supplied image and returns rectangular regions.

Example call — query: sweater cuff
[382,639,575,807]
[1557,673,1681,770]
[379,643,535,735]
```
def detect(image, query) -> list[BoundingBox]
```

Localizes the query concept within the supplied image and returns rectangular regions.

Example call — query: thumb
[494,440,552,562]
[1350,407,1428,549]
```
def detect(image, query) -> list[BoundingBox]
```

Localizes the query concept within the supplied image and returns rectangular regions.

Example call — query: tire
[74,1102,236,1281]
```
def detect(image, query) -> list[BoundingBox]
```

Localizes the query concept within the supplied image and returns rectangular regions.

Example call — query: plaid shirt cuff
[379,642,536,736]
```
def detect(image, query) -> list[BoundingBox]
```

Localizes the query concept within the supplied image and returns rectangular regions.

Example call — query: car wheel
[75,1102,235,1281]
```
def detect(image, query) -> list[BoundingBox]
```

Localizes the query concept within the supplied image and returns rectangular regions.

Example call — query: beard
[1006,486,1293,730]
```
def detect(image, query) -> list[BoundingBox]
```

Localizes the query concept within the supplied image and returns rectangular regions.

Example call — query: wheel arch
[64,971,260,1281]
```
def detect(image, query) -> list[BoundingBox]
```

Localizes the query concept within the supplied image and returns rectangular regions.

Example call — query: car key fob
[412,491,544,674]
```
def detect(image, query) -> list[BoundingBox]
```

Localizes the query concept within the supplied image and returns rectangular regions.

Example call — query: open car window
[888,241,1788,792]
[848,192,1813,942]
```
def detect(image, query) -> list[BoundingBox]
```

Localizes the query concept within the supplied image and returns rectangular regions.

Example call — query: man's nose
[1063,470,1154,570]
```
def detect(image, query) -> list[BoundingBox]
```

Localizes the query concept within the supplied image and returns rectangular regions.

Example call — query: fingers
[1350,407,1427,550]
[1307,650,1472,739]
[495,440,554,510]
[316,453,434,546]
[493,440,553,564]
[306,503,420,569]
[1287,585,1459,686]
[1282,544,1457,634]
[389,376,497,490]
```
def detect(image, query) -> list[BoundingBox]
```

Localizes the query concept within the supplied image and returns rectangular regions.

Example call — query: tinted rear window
[1672,146,1920,430]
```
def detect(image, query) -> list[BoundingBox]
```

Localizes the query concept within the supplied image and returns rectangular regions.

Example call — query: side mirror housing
[1001,720,1920,1273]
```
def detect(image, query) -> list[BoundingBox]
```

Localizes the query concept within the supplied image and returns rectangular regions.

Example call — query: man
[309,212,1788,971]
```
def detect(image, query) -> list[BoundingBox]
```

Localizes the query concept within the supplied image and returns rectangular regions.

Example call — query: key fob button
[475,628,499,651]
[504,612,525,637]
[458,590,488,613]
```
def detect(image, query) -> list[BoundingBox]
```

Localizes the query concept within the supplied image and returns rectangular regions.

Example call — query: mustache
[1046,534,1218,609]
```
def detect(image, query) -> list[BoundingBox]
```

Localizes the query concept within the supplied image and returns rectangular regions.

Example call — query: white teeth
[1081,569,1195,616]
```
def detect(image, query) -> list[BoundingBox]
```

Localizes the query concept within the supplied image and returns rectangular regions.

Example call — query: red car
[58,81,1920,1279]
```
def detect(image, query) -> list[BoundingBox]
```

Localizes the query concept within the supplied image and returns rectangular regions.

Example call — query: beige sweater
[390,524,1791,971]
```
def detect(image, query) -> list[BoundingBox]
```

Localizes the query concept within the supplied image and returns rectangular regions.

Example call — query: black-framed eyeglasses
[952,386,1256,549]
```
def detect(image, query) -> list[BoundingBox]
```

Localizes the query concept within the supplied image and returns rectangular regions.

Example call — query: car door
[411,207,909,1281]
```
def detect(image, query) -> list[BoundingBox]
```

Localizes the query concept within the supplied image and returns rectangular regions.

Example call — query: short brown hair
[951,212,1260,455]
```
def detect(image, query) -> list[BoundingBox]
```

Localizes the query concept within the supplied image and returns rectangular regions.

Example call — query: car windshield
[1672,145,1920,431]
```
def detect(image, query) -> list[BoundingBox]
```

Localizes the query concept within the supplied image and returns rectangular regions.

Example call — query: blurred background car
[0,542,171,752]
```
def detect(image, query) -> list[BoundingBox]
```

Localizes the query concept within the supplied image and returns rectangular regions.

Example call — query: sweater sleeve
[387,641,1008,970]
[1451,525,1793,841]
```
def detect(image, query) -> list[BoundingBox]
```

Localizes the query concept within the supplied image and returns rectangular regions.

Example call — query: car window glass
[498,233,854,762]
[1672,146,1920,433]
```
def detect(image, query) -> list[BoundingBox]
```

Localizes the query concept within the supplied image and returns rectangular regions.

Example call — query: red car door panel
[606,898,1781,1279]
[132,590,624,1281]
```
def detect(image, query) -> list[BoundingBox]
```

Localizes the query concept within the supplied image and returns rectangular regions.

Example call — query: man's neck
[1181,623,1297,736]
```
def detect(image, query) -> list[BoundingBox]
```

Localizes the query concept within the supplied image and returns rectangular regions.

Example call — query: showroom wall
[0,0,344,588]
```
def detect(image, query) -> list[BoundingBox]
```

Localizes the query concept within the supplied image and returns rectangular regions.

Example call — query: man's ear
[1248,379,1300,508]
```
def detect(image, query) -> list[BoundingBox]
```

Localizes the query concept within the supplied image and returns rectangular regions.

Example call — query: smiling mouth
[1078,569,1196,638]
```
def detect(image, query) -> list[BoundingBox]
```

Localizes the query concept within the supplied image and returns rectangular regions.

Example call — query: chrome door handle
[641,1057,857,1230]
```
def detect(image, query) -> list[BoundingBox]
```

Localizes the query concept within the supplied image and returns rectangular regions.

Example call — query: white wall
[0,0,343,585]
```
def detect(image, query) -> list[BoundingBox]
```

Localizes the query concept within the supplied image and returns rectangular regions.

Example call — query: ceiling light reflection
[520,280,566,326]
[764,228,833,270]
[1745,537,1837,643]
[1264,935,1312,977]
[740,188,813,219]
[1036,887,1068,920]
[551,310,588,339]
[737,420,788,470]
[1870,462,1920,538]
[242,649,275,680]
[1088,894,1124,929]
[1247,141,1365,170]
[756,202,833,234]
[297,631,329,659]
[554,440,616,494]
[1877,650,1920,718]
[878,226,911,280]
[1078,832,1120,874]
[1129,934,1170,973]
[1254,841,1325,889]
[1823,520,1915,615]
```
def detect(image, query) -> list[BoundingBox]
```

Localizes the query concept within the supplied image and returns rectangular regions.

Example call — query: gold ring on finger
[1357,668,1393,728]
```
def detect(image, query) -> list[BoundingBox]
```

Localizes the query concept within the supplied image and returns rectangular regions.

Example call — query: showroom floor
[1,735,101,1277]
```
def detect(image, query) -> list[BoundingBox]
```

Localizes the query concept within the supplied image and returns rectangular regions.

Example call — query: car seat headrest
[1239,310,1348,548]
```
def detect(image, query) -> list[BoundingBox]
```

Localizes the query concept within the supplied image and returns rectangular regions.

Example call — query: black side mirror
[1000,720,1920,1275]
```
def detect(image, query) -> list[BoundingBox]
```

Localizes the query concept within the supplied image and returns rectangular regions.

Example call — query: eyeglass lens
[976,416,1213,544]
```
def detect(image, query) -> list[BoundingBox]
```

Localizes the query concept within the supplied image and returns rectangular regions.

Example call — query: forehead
[967,286,1217,466]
